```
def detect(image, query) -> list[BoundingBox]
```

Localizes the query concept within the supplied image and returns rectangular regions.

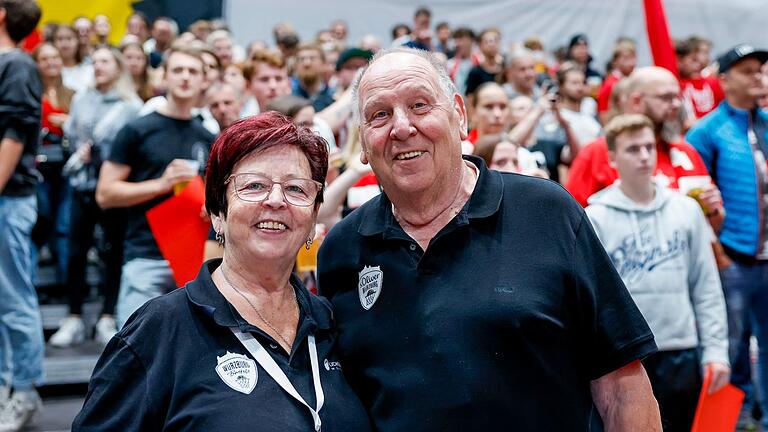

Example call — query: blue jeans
[0,195,44,390]
[116,258,175,329]
[720,260,768,428]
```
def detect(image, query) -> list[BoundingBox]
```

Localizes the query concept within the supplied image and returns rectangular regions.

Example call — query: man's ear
[454,93,468,141]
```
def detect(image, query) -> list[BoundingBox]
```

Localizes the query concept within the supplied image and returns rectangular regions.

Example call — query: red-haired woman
[73,113,371,431]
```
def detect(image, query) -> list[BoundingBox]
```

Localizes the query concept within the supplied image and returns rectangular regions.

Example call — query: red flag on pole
[643,0,679,77]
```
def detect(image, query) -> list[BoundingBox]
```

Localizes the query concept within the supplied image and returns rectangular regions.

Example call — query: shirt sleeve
[71,336,158,431]
[686,199,729,366]
[1,58,41,144]
[108,122,138,167]
[571,213,658,380]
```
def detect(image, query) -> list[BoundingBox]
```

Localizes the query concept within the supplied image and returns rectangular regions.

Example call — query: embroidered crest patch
[358,265,383,310]
[215,351,257,394]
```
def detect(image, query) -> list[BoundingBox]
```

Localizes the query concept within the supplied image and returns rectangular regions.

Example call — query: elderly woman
[72,113,371,431]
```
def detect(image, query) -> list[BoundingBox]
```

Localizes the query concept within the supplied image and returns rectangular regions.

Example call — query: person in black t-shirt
[318,47,662,431]
[464,28,502,99]
[0,1,45,429]
[96,45,214,328]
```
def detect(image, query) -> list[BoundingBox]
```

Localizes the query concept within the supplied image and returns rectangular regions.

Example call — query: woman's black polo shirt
[318,156,657,431]
[73,259,371,431]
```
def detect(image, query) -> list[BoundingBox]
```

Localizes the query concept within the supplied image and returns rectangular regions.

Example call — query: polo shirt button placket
[409,243,417,251]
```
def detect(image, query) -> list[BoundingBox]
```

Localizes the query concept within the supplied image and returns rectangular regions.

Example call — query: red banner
[643,0,679,77]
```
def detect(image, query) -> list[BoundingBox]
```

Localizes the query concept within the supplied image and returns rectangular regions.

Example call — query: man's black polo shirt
[318,156,657,431]
[73,260,371,431]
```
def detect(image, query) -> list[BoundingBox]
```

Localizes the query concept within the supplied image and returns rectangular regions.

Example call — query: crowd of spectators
[1,1,767,431]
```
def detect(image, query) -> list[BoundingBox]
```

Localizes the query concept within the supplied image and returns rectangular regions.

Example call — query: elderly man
[318,47,661,431]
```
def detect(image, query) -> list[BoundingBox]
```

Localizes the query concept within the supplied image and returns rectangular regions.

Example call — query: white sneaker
[48,316,86,347]
[0,389,42,432]
[94,316,118,345]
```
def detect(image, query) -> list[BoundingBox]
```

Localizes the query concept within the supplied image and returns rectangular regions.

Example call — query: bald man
[565,67,723,229]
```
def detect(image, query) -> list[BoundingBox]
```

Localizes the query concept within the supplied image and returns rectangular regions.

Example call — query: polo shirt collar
[185,259,333,332]
[357,155,503,237]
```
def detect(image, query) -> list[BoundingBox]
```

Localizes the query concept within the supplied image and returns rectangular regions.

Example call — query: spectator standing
[566,34,602,95]
[205,82,243,131]
[597,39,637,124]
[444,27,478,96]
[465,28,502,98]
[686,44,768,432]
[72,17,94,62]
[292,43,335,112]
[120,41,153,101]
[96,45,215,328]
[93,15,111,47]
[52,46,142,347]
[587,114,729,431]
[242,49,291,116]
[502,49,541,101]
[0,1,44,430]
[677,37,724,120]
[144,17,178,68]
[557,64,602,146]
[53,24,93,92]
[125,12,149,44]
[32,42,75,287]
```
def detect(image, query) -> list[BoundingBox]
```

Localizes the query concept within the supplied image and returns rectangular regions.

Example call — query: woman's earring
[305,237,313,250]
[216,230,225,247]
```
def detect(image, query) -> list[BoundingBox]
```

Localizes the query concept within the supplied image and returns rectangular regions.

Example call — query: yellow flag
[37,0,135,46]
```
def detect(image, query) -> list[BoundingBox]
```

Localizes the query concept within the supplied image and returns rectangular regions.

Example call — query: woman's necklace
[221,269,297,351]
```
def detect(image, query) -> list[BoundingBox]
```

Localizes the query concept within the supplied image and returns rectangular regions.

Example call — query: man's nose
[390,107,415,141]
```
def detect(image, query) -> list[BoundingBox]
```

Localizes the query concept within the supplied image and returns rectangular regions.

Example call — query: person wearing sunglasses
[73,112,371,431]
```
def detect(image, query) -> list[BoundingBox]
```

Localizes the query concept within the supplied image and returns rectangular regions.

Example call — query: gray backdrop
[225,0,767,73]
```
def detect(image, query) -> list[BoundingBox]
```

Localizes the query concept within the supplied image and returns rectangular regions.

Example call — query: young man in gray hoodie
[586,114,729,432]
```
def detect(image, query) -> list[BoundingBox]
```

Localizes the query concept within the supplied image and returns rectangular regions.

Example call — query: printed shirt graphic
[608,224,688,285]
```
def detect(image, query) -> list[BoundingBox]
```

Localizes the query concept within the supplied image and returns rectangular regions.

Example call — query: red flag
[643,0,679,77]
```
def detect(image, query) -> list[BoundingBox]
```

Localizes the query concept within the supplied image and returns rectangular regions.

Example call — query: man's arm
[590,360,661,431]
[96,159,196,209]
[0,138,24,194]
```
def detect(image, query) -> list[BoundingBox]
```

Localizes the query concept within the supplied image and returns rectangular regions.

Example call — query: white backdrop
[225,0,767,72]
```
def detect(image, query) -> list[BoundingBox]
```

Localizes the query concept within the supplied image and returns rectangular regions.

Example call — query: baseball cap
[568,34,588,50]
[336,48,374,71]
[717,44,768,73]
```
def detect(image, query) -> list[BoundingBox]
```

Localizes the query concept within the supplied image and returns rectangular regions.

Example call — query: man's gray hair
[205,81,241,102]
[350,47,458,124]
[506,48,534,68]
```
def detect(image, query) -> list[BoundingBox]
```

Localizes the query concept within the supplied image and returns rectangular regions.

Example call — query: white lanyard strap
[230,328,324,431]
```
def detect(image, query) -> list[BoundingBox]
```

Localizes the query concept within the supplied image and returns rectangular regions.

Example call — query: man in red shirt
[566,66,724,229]
[677,37,724,119]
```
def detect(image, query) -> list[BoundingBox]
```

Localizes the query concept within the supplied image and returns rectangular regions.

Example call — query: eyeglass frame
[224,172,323,207]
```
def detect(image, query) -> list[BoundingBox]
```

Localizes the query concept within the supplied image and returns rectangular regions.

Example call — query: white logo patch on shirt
[358,265,383,310]
[324,358,342,371]
[215,351,257,394]
[670,148,694,170]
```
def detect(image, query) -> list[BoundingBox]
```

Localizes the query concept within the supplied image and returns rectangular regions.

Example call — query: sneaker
[94,316,118,345]
[0,389,41,432]
[48,316,86,347]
